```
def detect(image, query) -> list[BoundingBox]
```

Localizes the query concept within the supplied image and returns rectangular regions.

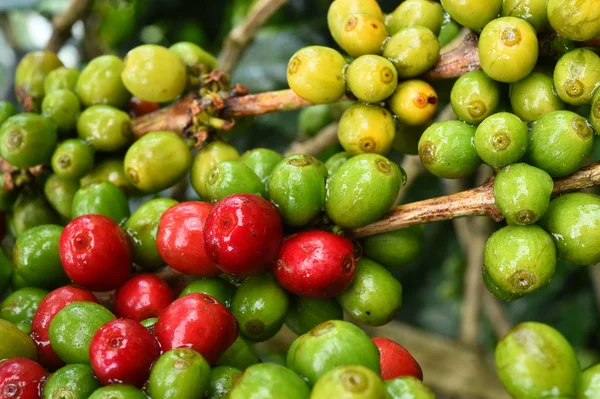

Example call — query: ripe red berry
[273,230,356,298]
[114,274,174,321]
[203,194,283,277]
[90,318,160,387]
[30,285,98,370]
[372,337,423,380]
[59,215,132,291]
[128,96,160,118]
[0,358,48,399]
[156,202,221,277]
[155,293,238,365]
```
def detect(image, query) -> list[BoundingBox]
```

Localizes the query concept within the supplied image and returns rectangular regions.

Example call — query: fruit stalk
[349,161,600,238]
[45,0,94,53]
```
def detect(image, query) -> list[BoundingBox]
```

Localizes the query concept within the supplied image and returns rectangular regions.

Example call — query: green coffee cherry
[339,14,388,57]
[346,55,397,103]
[72,181,131,225]
[326,153,403,228]
[327,0,385,45]
[298,105,334,137]
[418,120,481,179]
[44,67,79,94]
[14,224,68,289]
[311,365,385,399]
[80,157,138,197]
[77,105,132,152]
[268,154,326,226]
[0,318,37,360]
[483,225,556,296]
[337,258,402,326]
[362,225,424,269]
[324,151,352,175]
[285,296,343,336]
[510,72,565,122]
[440,0,502,31]
[450,71,501,125]
[124,198,178,269]
[591,90,600,133]
[386,0,444,36]
[0,113,58,168]
[578,363,600,399]
[483,267,522,301]
[140,317,157,329]
[190,141,240,199]
[148,348,211,399]
[12,191,60,237]
[385,376,435,399]
[494,164,553,225]
[206,366,242,399]
[388,80,438,126]
[0,101,17,126]
[42,89,81,134]
[0,287,48,325]
[501,0,549,32]
[42,364,101,399]
[15,50,63,111]
[88,385,147,399]
[474,112,528,169]
[547,0,600,41]
[240,148,283,187]
[338,103,395,156]
[231,275,289,342]
[216,336,261,370]
[540,192,600,266]
[478,17,539,83]
[180,278,236,308]
[438,18,461,47]
[528,110,594,177]
[169,41,218,70]
[287,320,380,385]
[206,160,266,201]
[287,46,347,104]
[51,139,95,180]
[230,363,310,399]
[383,27,440,79]
[554,49,600,106]
[496,322,580,399]
[75,55,130,108]
[124,131,191,193]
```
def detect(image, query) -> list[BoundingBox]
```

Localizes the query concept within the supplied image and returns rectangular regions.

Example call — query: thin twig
[395,155,423,205]
[217,0,288,74]
[45,0,93,53]
[284,123,338,157]
[482,292,512,338]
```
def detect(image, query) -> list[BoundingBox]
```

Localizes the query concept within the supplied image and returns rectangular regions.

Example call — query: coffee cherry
[230,363,310,399]
[0,318,37,361]
[440,0,502,31]
[127,96,159,118]
[0,101,17,126]
[591,89,600,133]
[77,105,132,152]
[327,0,385,46]
[90,319,160,387]
[346,55,397,103]
[579,364,600,399]
[216,336,261,370]
[169,41,218,70]
[287,320,381,385]
[362,225,424,269]
[483,267,521,302]
[240,148,283,188]
[494,163,553,225]
[205,160,266,201]
[287,46,347,104]
[81,157,138,197]
[0,358,48,399]
[388,80,438,126]
[206,366,242,399]
[0,287,48,329]
[528,110,594,177]
[114,274,174,321]
[474,112,528,168]
[204,194,283,277]
[51,139,95,180]
[338,104,395,156]
[30,286,97,370]
[496,322,580,398]
[44,67,79,94]
[383,27,440,79]
[311,365,385,398]
[41,89,81,134]
[88,384,147,399]
[285,296,343,336]
[373,337,422,381]
[501,0,549,32]
[72,181,130,224]
[122,44,187,103]
[387,0,444,36]
[75,55,130,109]
[418,120,481,179]
[554,49,600,106]
[0,113,58,168]
[509,72,565,122]
[547,0,600,41]
[451,71,501,125]
[148,348,211,398]
[190,140,240,199]
[324,151,352,175]
[11,191,60,237]
[155,293,239,364]
[59,215,132,291]
[385,376,435,399]
[540,192,600,266]
[42,364,100,399]
[45,175,78,217]
[339,14,388,57]
[179,278,236,308]
[156,201,221,277]
[15,50,63,111]
[483,225,556,296]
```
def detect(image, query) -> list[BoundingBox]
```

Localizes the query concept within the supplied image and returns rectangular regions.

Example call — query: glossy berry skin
[273,230,355,298]
[157,202,221,277]
[128,96,159,118]
[0,358,48,399]
[155,293,239,365]
[204,194,283,278]
[59,215,132,291]
[90,319,160,387]
[114,274,174,321]
[30,286,97,370]
[372,337,423,381]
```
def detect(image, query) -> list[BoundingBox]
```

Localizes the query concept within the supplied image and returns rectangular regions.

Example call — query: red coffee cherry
[128,96,160,118]
[203,194,283,278]
[0,358,48,399]
[372,337,423,380]
[90,318,160,387]
[59,215,132,291]
[273,230,356,298]
[156,202,221,277]
[114,274,174,322]
[30,285,98,370]
[155,293,238,365]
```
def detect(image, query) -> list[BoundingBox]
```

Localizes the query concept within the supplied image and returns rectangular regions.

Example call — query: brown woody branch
[45,0,94,53]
